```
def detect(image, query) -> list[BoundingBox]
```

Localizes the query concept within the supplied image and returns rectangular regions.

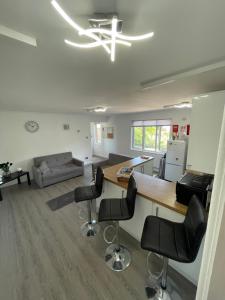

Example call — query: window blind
[132,119,171,126]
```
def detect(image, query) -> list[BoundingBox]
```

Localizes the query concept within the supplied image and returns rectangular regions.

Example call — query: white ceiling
[1,0,225,114]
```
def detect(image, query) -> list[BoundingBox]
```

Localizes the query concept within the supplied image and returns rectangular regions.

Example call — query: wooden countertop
[103,157,187,215]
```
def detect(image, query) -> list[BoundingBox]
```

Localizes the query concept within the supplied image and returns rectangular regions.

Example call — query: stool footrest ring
[147,252,164,281]
[103,224,117,244]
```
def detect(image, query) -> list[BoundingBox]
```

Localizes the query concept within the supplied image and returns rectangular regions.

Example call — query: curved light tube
[51,0,111,54]
[117,31,154,41]
[79,28,154,41]
[65,39,131,48]
[89,18,109,22]
[111,17,118,62]
[51,0,154,62]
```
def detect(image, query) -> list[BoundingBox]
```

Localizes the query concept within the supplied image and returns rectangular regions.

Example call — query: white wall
[96,108,192,170]
[0,111,106,180]
[187,90,225,174]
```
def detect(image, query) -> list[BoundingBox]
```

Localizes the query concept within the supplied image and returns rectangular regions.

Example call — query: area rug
[47,191,74,211]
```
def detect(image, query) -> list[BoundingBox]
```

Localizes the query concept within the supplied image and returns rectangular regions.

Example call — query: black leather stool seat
[74,185,100,203]
[141,195,207,264]
[98,176,137,272]
[98,198,131,221]
[141,216,190,263]
[73,167,104,238]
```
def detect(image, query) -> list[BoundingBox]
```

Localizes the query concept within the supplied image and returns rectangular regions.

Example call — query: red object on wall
[172,124,179,133]
[187,124,190,135]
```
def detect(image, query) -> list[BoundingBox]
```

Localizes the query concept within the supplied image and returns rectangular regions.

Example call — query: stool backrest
[126,176,137,217]
[95,167,104,195]
[184,195,207,262]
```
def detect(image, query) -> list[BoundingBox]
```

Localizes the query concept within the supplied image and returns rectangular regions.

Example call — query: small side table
[0,171,31,201]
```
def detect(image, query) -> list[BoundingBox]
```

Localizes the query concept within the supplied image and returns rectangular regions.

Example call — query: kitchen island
[97,157,203,285]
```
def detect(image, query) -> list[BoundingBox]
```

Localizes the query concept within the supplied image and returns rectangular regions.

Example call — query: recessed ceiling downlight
[174,102,192,108]
[94,107,107,112]
[193,94,209,100]
[86,106,108,113]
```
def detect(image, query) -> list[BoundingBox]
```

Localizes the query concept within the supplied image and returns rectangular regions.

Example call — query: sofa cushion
[39,161,50,174]
[42,164,82,179]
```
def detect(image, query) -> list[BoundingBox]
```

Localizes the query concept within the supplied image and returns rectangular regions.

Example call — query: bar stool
[74,167,104,237]
[98,175,137,271]
[141,195,207,299]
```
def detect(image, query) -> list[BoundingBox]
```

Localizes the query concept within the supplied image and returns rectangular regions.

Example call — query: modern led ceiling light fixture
[86,106,108,113]
[51,0,154,62]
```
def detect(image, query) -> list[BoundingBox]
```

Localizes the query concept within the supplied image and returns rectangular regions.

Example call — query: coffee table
[0,171,31,201]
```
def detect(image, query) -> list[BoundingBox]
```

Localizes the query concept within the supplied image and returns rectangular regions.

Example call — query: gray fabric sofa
[92,153,132,178]
[32,152,84,188]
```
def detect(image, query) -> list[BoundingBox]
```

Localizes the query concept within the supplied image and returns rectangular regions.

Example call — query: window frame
[131,125,143,151]
[94,123,102,145]
[131,119,171,153]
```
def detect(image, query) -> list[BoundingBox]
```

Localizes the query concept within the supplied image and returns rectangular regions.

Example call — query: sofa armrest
[92,159,109,169]
[72,158,84,168]
[32,166,43,188]
[91,159,109,180]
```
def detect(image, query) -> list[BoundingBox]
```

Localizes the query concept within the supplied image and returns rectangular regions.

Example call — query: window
[94,123,102,144]
[131,120,171,152]
[133,126,143,149]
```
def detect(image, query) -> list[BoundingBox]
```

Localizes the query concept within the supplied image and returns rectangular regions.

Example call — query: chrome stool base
[104,243,131,271]
[145,255,171,300]
[145,286,171,300]
[157,288,171,300]
[81,220,100,237]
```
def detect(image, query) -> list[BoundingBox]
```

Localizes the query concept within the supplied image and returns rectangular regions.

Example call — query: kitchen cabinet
[133,159,154,176]
[187,91,225,174]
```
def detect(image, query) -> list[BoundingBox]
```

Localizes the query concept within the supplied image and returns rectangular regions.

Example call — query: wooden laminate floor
[0,167,196,300]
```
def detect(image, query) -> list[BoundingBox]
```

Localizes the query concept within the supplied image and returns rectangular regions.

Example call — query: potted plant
[0,162,13,177]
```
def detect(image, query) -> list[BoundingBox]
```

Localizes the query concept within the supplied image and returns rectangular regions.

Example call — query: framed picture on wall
[106,127,114,139]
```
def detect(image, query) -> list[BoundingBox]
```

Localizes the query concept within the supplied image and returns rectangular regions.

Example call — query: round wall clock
[24,120,39,133]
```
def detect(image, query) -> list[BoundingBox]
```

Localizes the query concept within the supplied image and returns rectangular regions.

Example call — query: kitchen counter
[103,156,187,215]
[100,157,202,284]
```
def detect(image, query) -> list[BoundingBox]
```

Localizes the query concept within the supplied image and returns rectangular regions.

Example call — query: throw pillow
[39,161,50,174]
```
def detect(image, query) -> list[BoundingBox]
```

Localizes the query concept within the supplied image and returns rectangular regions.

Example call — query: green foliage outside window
[159,126,170,151]
[144,127,157,151]
[133,127,143,148]
[132,124,170,152]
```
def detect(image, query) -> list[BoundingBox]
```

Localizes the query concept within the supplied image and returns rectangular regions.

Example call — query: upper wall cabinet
[187,91,225,174]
